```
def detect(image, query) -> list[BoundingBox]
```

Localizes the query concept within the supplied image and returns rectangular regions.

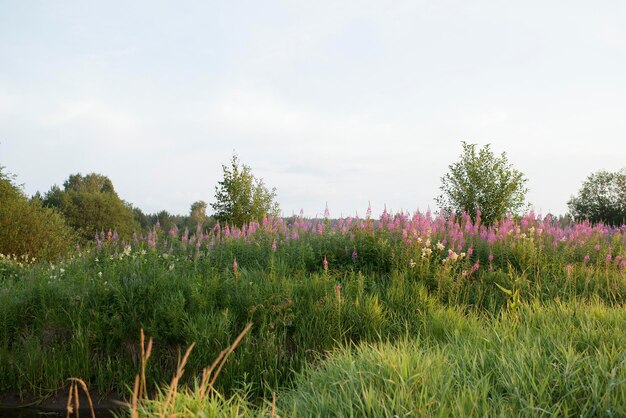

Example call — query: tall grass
[280,300,626,417]
[0,210,624,416]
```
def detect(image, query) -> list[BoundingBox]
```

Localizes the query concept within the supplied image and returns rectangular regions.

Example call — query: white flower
[436,241,445,251]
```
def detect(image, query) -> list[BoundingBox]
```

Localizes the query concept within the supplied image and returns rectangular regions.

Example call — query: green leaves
[436,142,528,225]
[211,153,280,227]
[43,173,140,241]
[568,169,626,226]
[0,167,75,261]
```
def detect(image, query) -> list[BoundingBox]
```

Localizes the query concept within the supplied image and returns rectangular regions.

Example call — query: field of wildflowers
[1,208,625,416]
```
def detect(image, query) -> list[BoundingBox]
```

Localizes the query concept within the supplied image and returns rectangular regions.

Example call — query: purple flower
[352,248,358,262]
[583,254,590,263]
[323,256,328,271]
[488,253,494,262]
[271,240,277,253]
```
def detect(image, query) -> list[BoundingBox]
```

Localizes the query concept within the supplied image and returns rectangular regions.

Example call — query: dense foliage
[212,153,280,226]
[568,168,626,226]
[43,173,140,241]
[0,167,75,261]
[1,209,625,417]
[436,142,528,225]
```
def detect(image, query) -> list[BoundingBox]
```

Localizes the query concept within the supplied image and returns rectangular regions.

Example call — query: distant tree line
[1,147,625,263]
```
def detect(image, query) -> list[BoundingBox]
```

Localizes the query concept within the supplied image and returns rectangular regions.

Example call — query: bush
[212,153,280,226]
[436,142,528,225]
[568,169,626,226]
[0,167,76,261]
[43,173,140,241]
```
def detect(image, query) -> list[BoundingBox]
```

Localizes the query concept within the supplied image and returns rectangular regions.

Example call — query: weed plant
[0,210,625,416]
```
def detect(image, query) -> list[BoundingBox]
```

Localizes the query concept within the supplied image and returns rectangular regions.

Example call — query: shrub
[568,169,626,226]
[43,173,140,241]
[212,153,280,227]
[0,167,75,261]
[436,142,528,225]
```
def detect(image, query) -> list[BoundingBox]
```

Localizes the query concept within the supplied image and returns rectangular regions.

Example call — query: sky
[1,1,625,218]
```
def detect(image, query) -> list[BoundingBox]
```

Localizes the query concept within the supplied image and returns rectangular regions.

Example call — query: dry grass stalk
[131,374,140,418]
[159,342,196,418]
[140,328,153,399]
[271,391,276,418]
[66,382,74,418]
[206,322,253,391]
[65,378,96,418]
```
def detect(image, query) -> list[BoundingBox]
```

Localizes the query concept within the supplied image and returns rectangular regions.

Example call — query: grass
[280,300,626,417]
[1,212,625,416]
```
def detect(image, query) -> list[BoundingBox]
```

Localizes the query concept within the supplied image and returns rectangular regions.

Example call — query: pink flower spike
[583,255,590,263]
[233,258,238,272]
[323,256,329,271]
[488,253,494,262]
[271,240,277,253]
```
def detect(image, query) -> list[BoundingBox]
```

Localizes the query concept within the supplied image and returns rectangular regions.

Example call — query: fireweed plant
[0,208,625,416]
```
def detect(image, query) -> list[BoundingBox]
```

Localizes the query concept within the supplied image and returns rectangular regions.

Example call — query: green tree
[568,169,626,226]
[0,167,75,261]
[436,142,528,225]
[211,153,280,226]
[43,173,139,241]
[189,200,209,229]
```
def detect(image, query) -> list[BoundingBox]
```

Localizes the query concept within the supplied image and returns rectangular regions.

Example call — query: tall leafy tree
[189,200,210,229]
[212,153,280,226]
[568,169,626,226]
[43,173,139,241]
[0,167,75,260]
[436,142,528,225]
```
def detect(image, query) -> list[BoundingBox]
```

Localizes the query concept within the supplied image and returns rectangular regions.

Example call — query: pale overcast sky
[1,1,625,217]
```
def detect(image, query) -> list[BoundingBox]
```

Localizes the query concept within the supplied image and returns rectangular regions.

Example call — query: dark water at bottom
[0,408,119,417]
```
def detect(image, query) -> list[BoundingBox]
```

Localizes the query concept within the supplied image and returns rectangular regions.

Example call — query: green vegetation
[212,153,280,226]
[1,211,625,417]
[568,168,626,226]
[43,173,140,241]
[0,167,75,262]
[280,301,626,417]
[2,155,626,417]
[436,142,528,225]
